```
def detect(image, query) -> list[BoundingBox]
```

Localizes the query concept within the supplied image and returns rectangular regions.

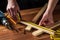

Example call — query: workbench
[0,5,60,40]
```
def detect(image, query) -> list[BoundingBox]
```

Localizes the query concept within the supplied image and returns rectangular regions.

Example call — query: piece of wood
[32,3,47,23]
[20,8,41,16]
[25,26,32,31]
[25,3,47,31]
[51,21,60,29]
[32,30,43,36]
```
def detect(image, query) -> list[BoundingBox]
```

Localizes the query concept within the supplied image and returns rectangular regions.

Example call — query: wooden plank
[20,7,41,16]
[32,3,47,23]
[25,3,47,31]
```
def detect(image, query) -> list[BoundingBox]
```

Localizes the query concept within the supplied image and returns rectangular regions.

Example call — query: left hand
[6,1,20,21]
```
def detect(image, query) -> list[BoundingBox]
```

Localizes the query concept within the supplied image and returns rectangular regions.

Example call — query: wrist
[43,11,52,18]
[45,9,53,14]
[8,0,16,4]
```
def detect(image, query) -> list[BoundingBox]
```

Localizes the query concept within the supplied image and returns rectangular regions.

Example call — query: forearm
[8,0,16,3]
[46,0,58,14]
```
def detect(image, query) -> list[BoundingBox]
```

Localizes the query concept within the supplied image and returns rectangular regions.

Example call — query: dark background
[0,0,60,12]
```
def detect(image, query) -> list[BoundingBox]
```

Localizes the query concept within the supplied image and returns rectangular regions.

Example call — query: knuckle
[12,6,15,8]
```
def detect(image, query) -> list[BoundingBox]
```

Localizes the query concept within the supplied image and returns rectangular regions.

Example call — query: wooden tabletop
[0,5,60,40]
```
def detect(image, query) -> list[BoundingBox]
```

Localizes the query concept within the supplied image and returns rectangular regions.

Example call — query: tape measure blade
[20,21,55,35]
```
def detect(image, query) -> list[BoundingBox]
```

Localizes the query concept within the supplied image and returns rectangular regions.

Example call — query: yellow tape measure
[16,13,21,22]
[20,21,55,35]
[50,29,60,40]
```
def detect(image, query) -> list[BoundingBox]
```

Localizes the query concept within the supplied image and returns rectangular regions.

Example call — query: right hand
[39,12,54,27]
[6,1,20,21]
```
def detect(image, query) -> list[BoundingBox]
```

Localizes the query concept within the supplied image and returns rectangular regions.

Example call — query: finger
[39,18,45,26]
[43,19,49,26]
[49,21,54,26]
[48,19,54,26]
[11,9,16,19]
[12,9,18,21]
[45,22,54,27]
[43,22,47,26]
[13,10,16,17]
[46,23,52,27]
[39,20,44,26]
[17,8,20,12]
[9,8,14,17]
[39,21,42,26]
[39,21,46,27]
[13,10,17,21]
[7,9,11,15]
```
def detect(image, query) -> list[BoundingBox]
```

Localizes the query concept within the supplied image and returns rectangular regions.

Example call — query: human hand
[6,1,20,21]
[39,12,54,27]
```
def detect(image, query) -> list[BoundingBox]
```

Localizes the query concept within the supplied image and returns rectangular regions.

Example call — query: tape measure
[50,28,60,40]
[20,21,55,35]
[16,13,21,22]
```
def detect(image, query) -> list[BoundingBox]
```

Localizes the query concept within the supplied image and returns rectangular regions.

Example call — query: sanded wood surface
[0,5,60,40]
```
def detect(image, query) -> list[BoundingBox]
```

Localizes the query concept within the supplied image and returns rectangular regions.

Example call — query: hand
[6,1,20,21]
[39,12,54,27]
